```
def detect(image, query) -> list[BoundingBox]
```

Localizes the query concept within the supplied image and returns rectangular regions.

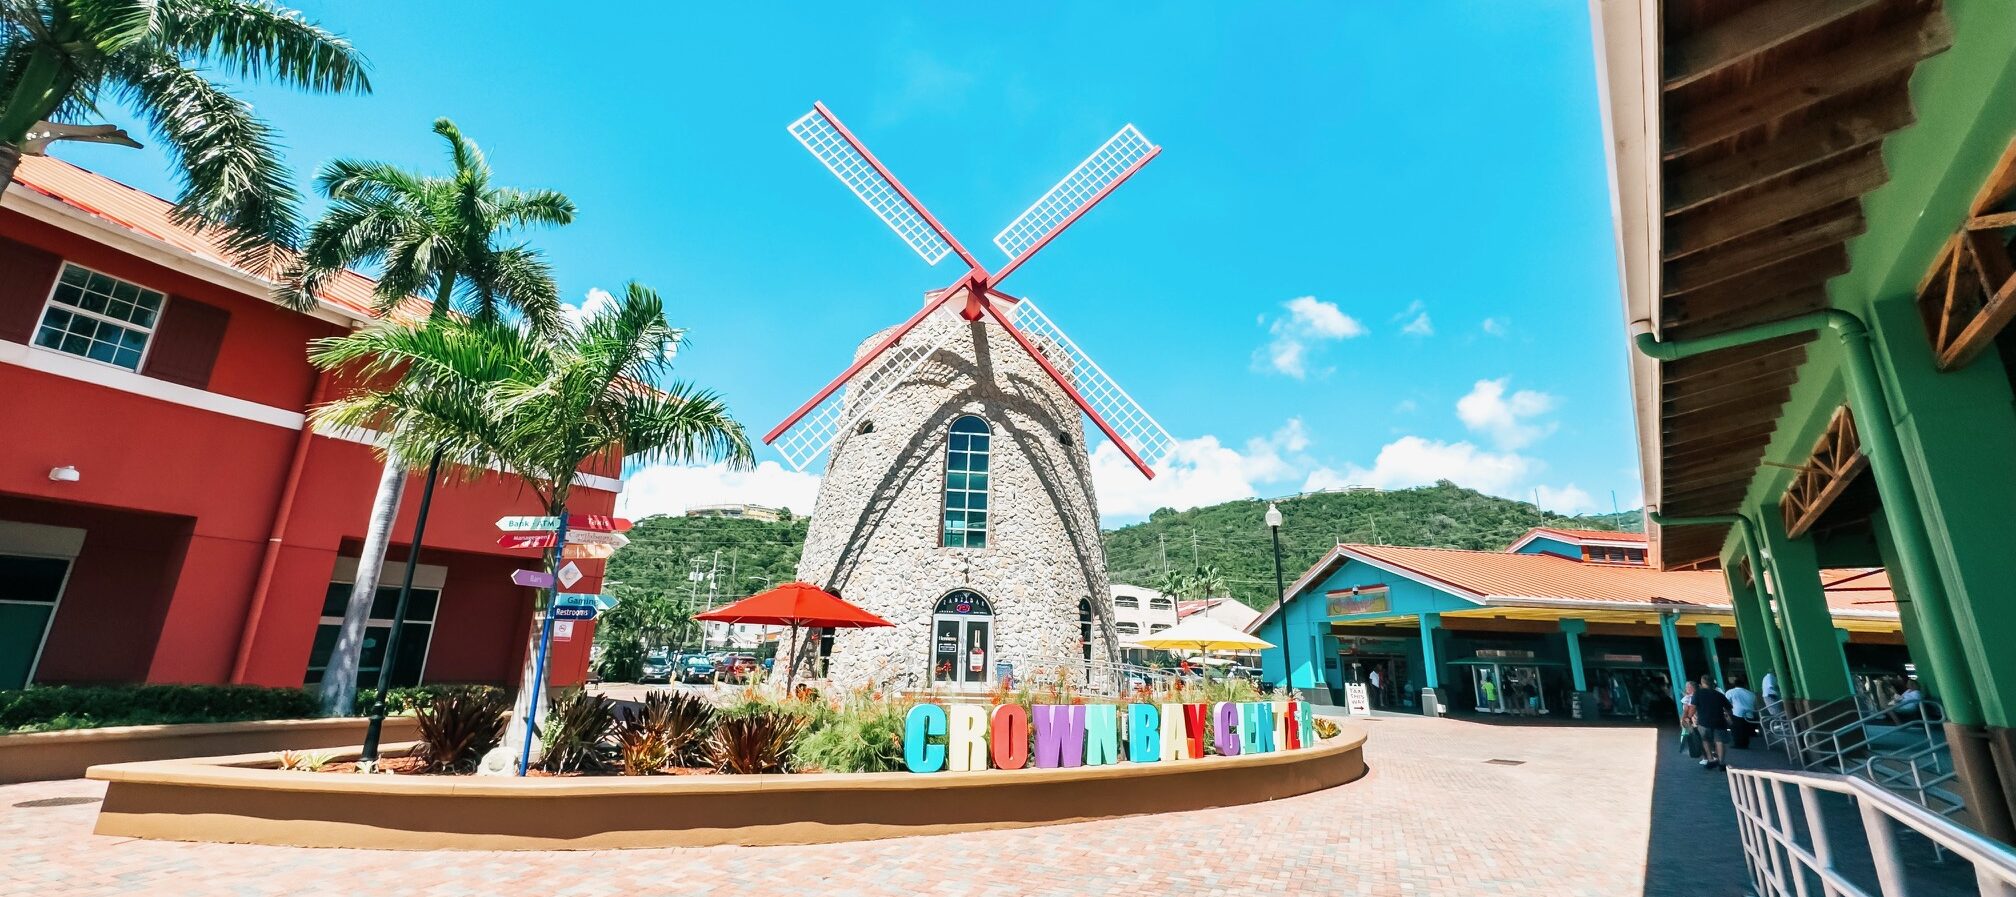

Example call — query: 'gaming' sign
[902,701,1317,773]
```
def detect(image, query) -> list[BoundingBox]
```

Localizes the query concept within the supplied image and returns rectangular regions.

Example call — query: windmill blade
[770,318,963,472]
[991,125,1160,269]
[788,104,974,267]
[990,296,1174,478]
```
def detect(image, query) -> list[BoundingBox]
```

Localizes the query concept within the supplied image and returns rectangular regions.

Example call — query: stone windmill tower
[766,103,1174,691]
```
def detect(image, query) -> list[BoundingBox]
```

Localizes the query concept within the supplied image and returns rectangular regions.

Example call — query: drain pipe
[1646,510,1790,699]
[1632,311,1979,725]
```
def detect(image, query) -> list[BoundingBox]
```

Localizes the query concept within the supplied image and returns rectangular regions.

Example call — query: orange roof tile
[1347,544,1725,606]
[9,155,420,322]
[1526,527,1648,544]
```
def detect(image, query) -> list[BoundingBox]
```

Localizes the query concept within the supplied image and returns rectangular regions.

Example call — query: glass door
[1472,665,1504,713]
[962,618,992,685]
[933,618,961,684]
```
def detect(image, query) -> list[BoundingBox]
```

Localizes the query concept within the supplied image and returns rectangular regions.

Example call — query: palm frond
[153,0,368,94]
[112,51,301,263]
[64,0,159,54]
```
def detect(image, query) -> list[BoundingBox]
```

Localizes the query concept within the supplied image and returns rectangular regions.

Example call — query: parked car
[716,654,759,682]
[640,649,674,684]
[677,655,716,684]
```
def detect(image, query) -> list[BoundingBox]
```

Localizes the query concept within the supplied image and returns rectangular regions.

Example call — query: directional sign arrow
[551,605,597,621]
[560,542,616,560]
[556,592,619,611]
[511,569,555,589]
[495,530,629,550]
[496,514,633,533]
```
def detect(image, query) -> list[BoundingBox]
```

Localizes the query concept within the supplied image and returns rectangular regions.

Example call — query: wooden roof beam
[1663,11,1951,159]
[1664,89,1912,216]
[1667,286,1836,340]
[1665,148,1890,260]
[1664,383,1794,417]
[1664,0,1891,90]
[1663,202,1865,296]
[1662,334,1811,382]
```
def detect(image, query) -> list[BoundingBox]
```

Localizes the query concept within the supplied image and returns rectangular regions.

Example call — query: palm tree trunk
[0,144,20,194]
[317,455,409,715]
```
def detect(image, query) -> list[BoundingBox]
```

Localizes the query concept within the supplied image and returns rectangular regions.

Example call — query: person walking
[1692,675,1734,770]
[1368,667,1385,710]
[1725,677,1758,748]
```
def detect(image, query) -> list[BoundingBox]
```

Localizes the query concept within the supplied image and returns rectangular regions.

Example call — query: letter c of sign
[904,704,949,773]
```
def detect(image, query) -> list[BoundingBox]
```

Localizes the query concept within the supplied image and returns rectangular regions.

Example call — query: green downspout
[1634,312,1982,725]
[1646,510,1791,698]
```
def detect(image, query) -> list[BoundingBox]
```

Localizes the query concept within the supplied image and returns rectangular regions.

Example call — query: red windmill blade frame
[769,102,1164,478]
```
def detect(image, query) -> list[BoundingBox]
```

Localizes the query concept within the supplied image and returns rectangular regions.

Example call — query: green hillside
[1101,481,1641,610]
[595,482,1642,660]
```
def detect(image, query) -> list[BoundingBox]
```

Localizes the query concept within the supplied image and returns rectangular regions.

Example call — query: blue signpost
[517,512,570,777]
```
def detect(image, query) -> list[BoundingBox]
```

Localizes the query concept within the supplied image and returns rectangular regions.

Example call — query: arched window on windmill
[942,415,991,548]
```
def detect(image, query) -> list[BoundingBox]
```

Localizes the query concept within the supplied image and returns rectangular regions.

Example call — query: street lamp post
[1266,502,1295,698]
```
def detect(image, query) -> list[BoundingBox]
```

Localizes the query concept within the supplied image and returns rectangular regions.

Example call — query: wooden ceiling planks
[1650,0,1948,566]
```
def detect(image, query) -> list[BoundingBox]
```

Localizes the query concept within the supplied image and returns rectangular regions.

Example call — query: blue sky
[60,1,1638,525]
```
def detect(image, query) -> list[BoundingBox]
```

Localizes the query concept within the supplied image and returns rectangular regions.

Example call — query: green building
[1591,0,2016,842]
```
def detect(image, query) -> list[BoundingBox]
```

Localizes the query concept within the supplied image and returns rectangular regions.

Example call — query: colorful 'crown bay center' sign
[899,700,1319,774]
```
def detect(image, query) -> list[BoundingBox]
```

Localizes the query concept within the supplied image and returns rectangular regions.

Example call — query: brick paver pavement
[1,715,1736,897]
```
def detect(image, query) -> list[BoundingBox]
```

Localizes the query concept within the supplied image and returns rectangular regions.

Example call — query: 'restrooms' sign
[902,700,1318,773]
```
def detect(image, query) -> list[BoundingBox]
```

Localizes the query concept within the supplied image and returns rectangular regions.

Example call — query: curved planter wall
[87,729,1367,850]
[1,717,419,784]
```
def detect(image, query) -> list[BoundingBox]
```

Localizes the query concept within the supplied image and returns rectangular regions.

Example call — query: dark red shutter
[0,237,62,344]
[140,297,231,389]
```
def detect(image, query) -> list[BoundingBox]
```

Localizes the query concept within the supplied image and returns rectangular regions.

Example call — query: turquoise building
[1249,528,1905,719]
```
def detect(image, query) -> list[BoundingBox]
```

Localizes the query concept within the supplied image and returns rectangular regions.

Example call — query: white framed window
[1148,596,1173,611]
[34,264,165,371]
[941,415,991,549]
[1115,621,1140,635]
[1114,594,1140,609]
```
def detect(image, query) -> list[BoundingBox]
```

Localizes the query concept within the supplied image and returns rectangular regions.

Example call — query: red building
[0,156,612,691]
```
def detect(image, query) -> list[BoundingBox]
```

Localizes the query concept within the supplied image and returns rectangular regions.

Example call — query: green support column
[1560,619,1588,692]
[1760,511,1853,704]
[1697,622,1724,689]
[1723,564,1776,690]
[1868,510,1941,700]
[1658,613,1687,711]
[1417,613,1440,690]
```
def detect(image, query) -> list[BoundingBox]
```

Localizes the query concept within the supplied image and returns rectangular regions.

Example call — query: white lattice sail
[771,323,963,472]
[993,125,1156,260]
[788,108,953,266]
[1006,297,1175,469]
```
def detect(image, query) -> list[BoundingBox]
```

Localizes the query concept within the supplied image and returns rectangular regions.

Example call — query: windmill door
[931,590,994,689]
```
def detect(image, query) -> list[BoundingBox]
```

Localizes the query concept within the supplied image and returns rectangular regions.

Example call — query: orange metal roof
[1342,544,1893,614]
[9,155,415,322]
[1525,527,1648,544]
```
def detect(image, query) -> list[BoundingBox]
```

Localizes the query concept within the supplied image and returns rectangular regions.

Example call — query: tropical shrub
[383,684,505,715]
[615,690,714,774]
[0,685,320,733]
[1313,716,1341,739]
[412,690,510,773]
[541,692,615,773]
[713,711,802,774]
[277,750,333,772]
[793,703,906,773]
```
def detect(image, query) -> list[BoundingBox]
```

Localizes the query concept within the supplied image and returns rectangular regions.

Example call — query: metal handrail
[1728,767,2016,896]
[1802,701,1945,773]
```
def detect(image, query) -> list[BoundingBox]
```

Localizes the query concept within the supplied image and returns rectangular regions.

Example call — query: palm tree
[0,0,369,264]
[1190,565,1228,601]
[309,283,752,768]
[287,118,575,715]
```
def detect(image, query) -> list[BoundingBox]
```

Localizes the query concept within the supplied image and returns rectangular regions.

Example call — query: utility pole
[1158,534,1168,575]
[1191,531,1199,569]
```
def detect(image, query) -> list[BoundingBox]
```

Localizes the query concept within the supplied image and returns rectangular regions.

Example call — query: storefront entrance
[1457,656,1553,715]
[931,589,994,690]
[0,522,84,689]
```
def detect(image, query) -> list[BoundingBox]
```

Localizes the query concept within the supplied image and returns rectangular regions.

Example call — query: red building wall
[1,202,613,692]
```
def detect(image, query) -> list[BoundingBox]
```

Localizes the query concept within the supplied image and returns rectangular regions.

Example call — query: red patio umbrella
[695,582,892,694]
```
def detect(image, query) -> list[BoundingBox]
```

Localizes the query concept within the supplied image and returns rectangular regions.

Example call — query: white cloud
[1481,317,1508,337]
[1395,301,1433,337]
[1455,378,1558,449]
[1393,398,1419,414]
[1303,436,1538,495]
[616,460,822,519]
[1091,419,1310,520]
[1255,296,1366,379]
[1533,484,1597,514]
